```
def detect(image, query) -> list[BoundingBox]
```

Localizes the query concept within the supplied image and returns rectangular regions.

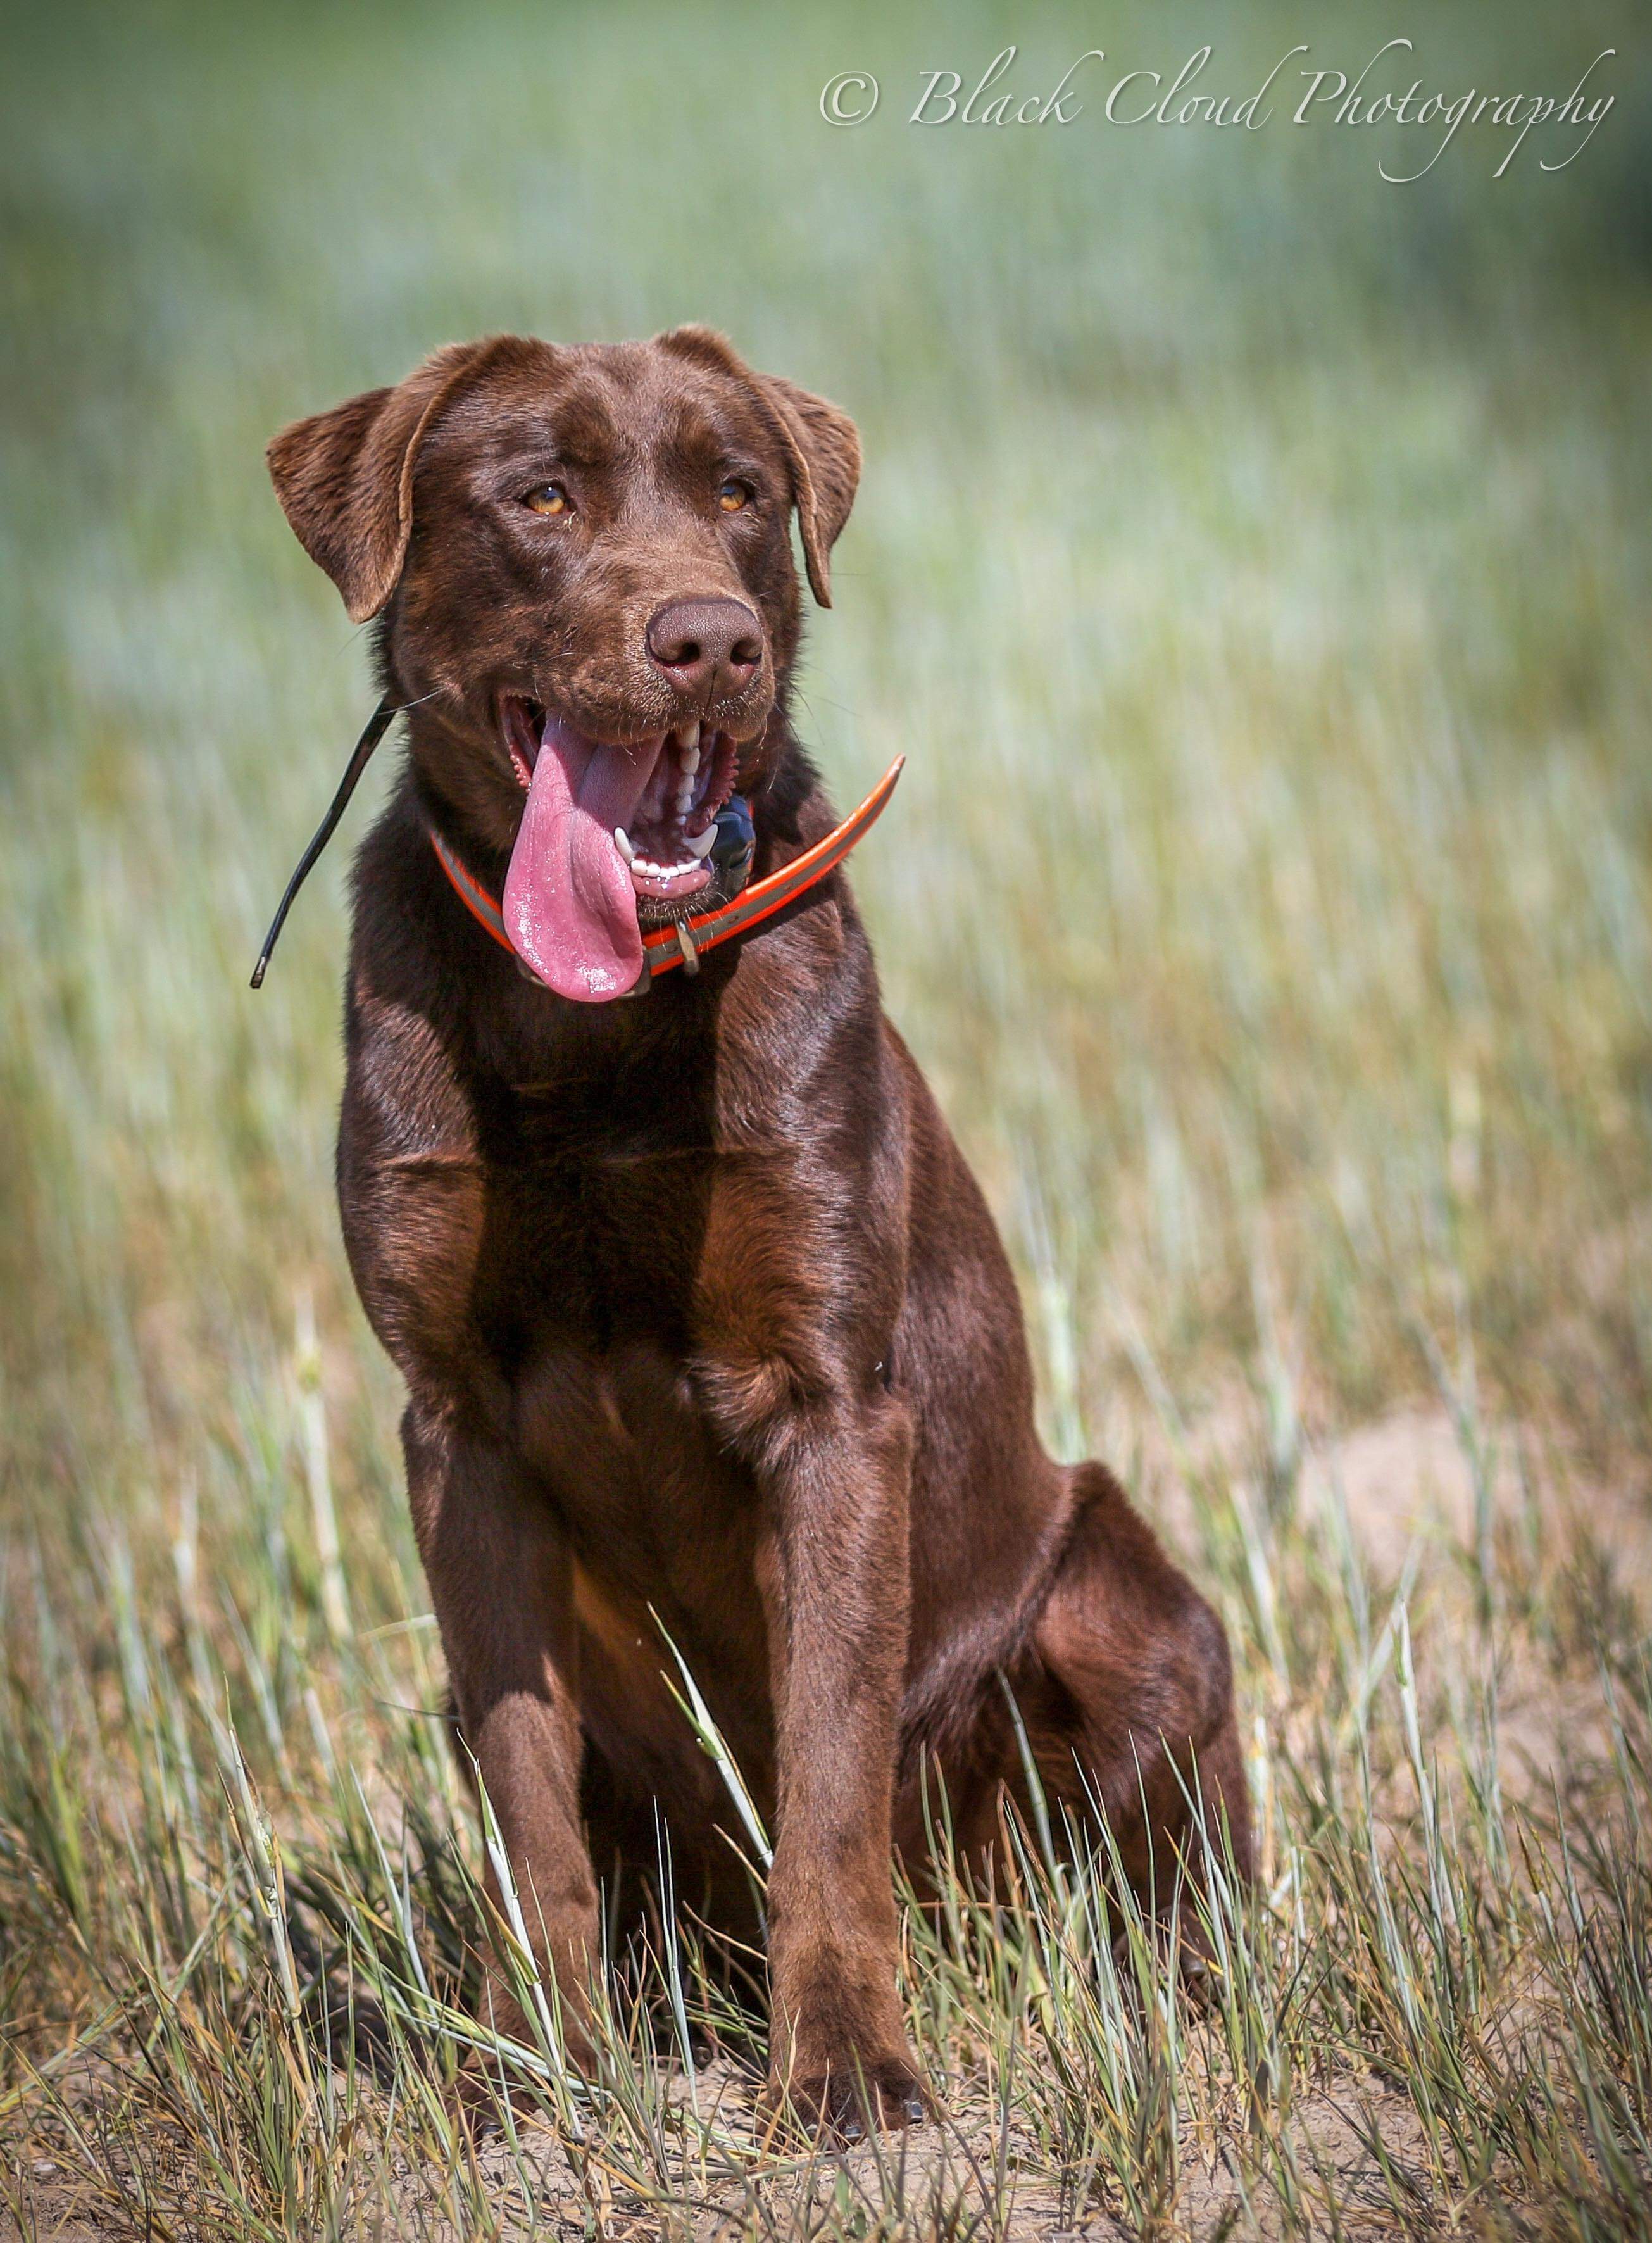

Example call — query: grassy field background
[3,1,1651,2234]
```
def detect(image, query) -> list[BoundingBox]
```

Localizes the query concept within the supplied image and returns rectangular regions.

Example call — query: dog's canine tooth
[613,827,635,863]
[684,823,718,858]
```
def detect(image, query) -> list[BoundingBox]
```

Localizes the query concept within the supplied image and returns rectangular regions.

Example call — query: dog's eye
[523,482,571,517]
[718,479,752,513]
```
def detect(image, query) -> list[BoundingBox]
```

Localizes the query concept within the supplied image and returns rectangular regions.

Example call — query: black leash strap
[250,697,396,988]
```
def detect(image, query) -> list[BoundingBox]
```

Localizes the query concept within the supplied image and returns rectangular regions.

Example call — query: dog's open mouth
[497,694,739,1002]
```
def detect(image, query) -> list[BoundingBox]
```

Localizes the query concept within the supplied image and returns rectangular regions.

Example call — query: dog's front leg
[401,1402,600,2066]
[753,1390,927,2137]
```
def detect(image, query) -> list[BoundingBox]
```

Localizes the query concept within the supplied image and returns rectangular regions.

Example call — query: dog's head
[267,329,859,1001]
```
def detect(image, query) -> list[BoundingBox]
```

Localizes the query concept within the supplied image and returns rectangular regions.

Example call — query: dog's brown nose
[645,598,763,700]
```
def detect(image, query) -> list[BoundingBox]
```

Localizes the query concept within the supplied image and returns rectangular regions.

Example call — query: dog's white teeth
[684,823,718,858]
[675,782,694,814]
[675,722,702,768]
[627,843,710,881]
[613,827,635,864]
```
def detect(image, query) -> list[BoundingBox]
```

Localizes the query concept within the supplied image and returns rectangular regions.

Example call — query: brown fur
[267,329,1252,2138]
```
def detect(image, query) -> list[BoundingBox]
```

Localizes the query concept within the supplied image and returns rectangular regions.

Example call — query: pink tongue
[501,723,655,1002]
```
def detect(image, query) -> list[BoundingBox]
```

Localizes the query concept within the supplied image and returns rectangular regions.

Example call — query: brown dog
[266,329,1251,2136]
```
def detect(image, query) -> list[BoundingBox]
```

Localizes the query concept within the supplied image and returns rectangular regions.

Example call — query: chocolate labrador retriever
[265,328,1251,2135]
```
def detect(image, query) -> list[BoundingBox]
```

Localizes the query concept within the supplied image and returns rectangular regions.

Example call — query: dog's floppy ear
[658,327,861,607]
[756,371,861,608]
[266,337,513,623]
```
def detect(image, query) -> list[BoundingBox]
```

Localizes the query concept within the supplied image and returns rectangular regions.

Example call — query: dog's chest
[479,1112,721,1354]
[513,1316,756,1600]
[447,1056,835,1588]
[497,1129,767,1603]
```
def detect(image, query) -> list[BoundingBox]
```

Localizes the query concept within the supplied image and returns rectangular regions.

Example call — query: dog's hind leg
[1005,1461,1253,1949]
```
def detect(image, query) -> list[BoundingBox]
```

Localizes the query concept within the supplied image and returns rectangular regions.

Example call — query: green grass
[2,0,1651,2232]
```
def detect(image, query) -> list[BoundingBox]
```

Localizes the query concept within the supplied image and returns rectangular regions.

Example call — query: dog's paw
[773,2052,931,2144]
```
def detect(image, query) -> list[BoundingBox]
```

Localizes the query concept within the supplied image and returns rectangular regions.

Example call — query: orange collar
[429,756,904,997]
